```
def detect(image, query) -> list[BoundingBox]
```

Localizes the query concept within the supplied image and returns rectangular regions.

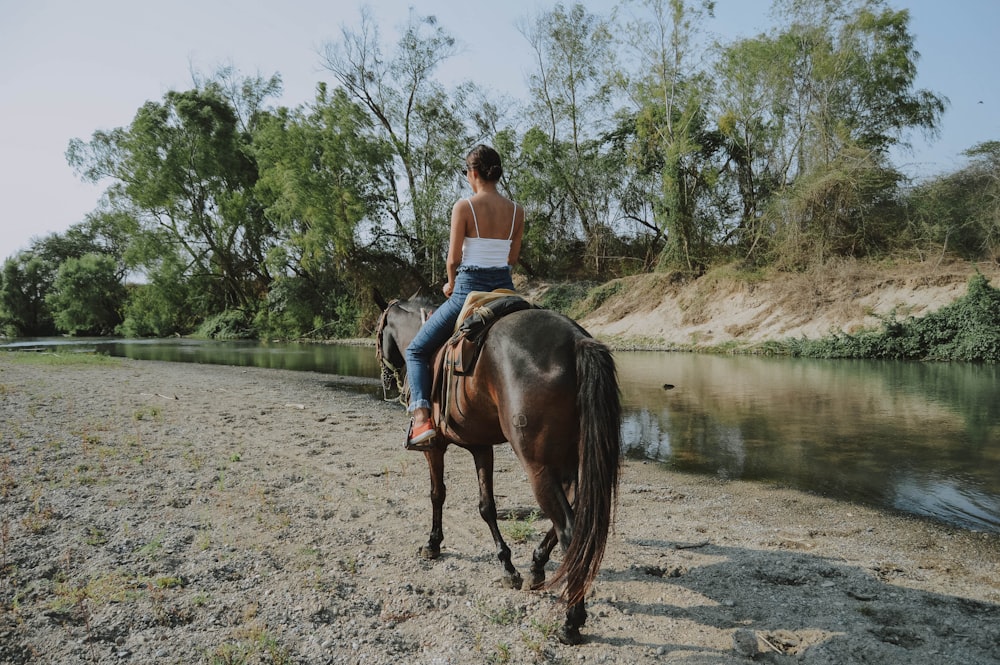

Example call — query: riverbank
[573,257,1000,351]
[1,354,997,664]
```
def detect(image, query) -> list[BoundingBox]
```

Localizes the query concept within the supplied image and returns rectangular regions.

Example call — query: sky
[1,0,998,263]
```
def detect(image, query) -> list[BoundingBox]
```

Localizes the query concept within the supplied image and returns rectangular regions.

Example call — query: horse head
[374,297,439,402]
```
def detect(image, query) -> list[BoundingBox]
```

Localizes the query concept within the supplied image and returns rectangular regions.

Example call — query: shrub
[195,310,256,340]
[789,273,1000,362]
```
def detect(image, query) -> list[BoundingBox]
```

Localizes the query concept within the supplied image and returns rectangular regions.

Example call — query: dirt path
[1,355,998,664]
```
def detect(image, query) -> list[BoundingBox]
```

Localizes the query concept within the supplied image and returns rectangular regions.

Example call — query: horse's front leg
[471,446,523,590]
[419,447,446,559]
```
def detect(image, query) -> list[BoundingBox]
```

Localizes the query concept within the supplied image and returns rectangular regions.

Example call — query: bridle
[374,300,407,404]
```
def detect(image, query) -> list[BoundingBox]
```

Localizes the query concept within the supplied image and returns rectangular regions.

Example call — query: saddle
[431,290,536,438]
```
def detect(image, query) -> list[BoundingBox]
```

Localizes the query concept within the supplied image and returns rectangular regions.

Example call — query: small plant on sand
[22,495,55,534]
[502,509,540,544]
[208,623,293,665]
[475,597,526,626]
[0,457,15,498]
[133,406,162,421]
[337,555,359,575]
[488,642,512,664]
[84,526,107,546]
[136,532,165,560]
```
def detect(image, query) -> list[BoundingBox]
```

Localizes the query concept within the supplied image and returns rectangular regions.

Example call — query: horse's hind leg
[472,447,523,590]
[560,602,587,645]
[419,448,446,559]
[530,479,575,589]
[529,527,558,590]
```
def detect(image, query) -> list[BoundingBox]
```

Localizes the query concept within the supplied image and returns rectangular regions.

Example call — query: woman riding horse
[403,145,525,450]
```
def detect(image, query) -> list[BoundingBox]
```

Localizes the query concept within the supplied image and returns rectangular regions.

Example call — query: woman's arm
[507,204,525,266]
[443,201,466,297]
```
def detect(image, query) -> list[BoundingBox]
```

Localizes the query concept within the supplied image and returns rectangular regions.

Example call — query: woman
[404,145,524,450]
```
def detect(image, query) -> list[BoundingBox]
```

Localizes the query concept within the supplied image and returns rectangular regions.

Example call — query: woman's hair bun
[467,145,503,182]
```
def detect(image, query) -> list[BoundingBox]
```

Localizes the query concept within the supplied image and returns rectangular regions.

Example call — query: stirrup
[405,418,437,451]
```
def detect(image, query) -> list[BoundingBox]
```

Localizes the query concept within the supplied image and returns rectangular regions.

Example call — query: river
[4,336,998,533]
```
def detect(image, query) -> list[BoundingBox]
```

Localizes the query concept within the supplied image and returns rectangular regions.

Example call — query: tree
[67,70,282,319]
[519,3,619,273]
[906,140,1000,260]
[0,253,55,336]
[118,250,194,337]
[713,34,793,259]
[319,9,467,288]
[714,0,947,266]
[46,253,125,336]
[768,0,946,168]
[618,0,720,272]
[252,85,395,337]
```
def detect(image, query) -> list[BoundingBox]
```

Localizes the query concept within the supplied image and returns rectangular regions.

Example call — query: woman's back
[463,192,518,240]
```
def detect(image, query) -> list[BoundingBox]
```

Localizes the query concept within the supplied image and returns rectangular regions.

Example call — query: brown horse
[375,296,621,644]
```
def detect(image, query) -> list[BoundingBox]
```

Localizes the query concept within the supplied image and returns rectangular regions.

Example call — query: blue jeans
[405,266,514,412]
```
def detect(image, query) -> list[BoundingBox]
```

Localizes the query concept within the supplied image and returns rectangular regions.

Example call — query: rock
[733,628,759,658]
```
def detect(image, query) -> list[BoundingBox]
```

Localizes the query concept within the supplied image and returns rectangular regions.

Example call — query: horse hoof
[418,545,440,560]
[528,572,545,590]
[501,572,523,590]
[557,626,583,646]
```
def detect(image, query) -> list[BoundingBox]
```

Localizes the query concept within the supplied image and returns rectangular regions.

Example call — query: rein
[374,300,407,404]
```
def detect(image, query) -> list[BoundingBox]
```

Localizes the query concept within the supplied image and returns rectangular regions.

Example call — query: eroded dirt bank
[577,258,1000,348]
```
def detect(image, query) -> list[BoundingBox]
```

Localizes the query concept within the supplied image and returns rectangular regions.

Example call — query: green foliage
[767,146,907,268]
[569,280,627,319]
[787,273,1000,362]
[195,310,256,340]
[67,69,279,315]
[1,253,55,336]
[501,509,540,544]
[0,352,119,367]
[46,254,125,336]
[905,141,1000,260]
[23,3,981,348]
[536,282,596,315]
[254,275,363,339]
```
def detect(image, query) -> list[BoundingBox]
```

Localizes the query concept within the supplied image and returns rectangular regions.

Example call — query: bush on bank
[775,273,1000,362]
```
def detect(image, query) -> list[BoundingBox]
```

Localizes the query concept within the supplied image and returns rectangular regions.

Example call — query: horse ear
[372,289,389,311]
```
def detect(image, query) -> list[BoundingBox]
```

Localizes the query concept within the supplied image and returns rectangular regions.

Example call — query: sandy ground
[1,354,997,664]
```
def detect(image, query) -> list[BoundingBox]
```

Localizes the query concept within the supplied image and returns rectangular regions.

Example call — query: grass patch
[208,624,293,665]
[0,351,121,367]
[475,597,526,626]
[501,509,540,544]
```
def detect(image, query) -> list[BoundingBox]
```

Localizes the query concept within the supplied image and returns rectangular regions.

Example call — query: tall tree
[619,0,719,272]
[319,9,467,287]
[771,0,946,163]
[713,0,946,265]
[252,85,395,336]
[67,70,282,317]
[520,3,619,273]
[713,34,792,258]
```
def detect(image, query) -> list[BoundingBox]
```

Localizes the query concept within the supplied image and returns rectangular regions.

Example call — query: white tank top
[461,198,517,268]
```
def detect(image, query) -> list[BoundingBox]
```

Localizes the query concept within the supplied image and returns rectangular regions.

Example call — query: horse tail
[550,336,621,605]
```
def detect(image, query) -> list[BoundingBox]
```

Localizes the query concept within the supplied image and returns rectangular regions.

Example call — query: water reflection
[3,338,998,532]
[617,352,1000,533]
[1,337,382,378]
